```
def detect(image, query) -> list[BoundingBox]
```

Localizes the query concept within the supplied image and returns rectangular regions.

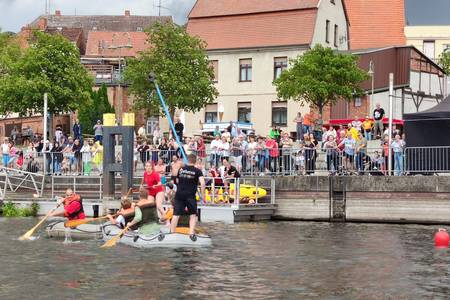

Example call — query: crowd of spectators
[0,104,408,177]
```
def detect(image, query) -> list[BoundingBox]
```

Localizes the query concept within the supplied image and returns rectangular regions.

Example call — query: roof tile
[189,0,319,18]
[188,9,317,50]
[346,0,406,49]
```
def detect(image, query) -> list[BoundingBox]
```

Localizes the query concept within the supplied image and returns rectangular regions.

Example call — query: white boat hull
[101,223,212,248]
[46,220,103,240]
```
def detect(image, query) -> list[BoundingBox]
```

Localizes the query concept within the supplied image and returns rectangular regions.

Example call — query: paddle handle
[36,203,61,227]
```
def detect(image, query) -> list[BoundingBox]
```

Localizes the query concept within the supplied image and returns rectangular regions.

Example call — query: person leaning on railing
[323,135,339,176]
[355,132,368,175]
[210,135,221,168]
[280,132,293,175]
[391,134,406,176]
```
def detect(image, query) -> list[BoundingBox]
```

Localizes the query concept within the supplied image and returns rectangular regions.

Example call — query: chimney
[55,10,61,16]
[38,17,47,30]
[125,10,130,17]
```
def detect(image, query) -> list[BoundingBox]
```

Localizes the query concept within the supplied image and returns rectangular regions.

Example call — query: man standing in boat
[49,188,85,220]
[170,154,205,241]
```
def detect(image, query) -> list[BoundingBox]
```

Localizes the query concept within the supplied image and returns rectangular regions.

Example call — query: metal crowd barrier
[3,146,450,177]
[404,146,450,174]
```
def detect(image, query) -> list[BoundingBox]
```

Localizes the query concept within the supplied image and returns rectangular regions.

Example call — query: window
[237,102,251,123]
[354,97,362,107]
[334,25,338,47]
[274,57,288,80]
[423,40,435,60]
[209,60,219,82]
[325,20,330,43]
[272,102,287,126]
[204,103,218,123]
[239,58,252,82]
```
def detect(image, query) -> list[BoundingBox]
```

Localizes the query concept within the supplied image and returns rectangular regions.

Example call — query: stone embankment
[274,176,450,224]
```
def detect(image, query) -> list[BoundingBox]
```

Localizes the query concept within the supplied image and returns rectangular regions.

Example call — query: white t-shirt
[210,139,221,154]
[137,127,146,137]
[220,141,230,157]
[247,141,257,154]
[352,120,362,131]
[2,143,9,155]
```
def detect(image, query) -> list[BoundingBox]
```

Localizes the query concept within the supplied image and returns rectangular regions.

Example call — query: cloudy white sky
[0,0,196,32]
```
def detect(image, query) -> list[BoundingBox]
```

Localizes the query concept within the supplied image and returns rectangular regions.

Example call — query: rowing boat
[101,222,212,248]
[46,219,102,240]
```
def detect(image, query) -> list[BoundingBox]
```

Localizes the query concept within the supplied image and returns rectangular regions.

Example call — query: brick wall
[312,95,371,124]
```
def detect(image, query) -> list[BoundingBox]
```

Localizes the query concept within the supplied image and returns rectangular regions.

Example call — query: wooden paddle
[19,202,61,241]
[101,224,131,248]
[161,207,173,221]
[175,227,206,235]
[66,188,133,228]
[64,214,116,228]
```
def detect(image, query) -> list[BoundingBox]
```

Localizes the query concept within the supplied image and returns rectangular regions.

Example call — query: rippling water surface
[0,218,449,299]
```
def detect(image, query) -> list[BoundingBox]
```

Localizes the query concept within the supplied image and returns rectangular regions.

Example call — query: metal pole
[371,75,374,116]
[118,48,122,124]
[388,73,394,176]
[43,93,48,144]
[152,79,188,164]
[43,93,48,175]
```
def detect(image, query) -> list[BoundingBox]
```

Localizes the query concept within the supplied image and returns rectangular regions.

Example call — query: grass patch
[1,202,40,217]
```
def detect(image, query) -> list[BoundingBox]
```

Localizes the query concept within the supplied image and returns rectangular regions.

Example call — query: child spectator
[81,139,92,176]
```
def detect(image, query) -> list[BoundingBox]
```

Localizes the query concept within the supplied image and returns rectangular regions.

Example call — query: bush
[1,202,40,217]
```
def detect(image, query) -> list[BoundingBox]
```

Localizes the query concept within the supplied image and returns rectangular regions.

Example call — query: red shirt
[144,171,163,195]
[265,140,279,157]
[64,195,85,220]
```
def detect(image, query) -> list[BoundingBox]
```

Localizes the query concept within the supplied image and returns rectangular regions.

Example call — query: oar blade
[19,230,34,241]
[161,208,173,221]
[101,236,120,248]
[101,225,129,248]
[174,227,206,235]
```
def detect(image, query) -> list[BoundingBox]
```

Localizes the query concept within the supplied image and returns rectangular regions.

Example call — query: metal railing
[0,166,45,200]
[404,146,450,174]
[3,146,450,178]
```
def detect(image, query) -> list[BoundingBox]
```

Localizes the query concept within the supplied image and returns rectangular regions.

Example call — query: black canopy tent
[403,96,450,172]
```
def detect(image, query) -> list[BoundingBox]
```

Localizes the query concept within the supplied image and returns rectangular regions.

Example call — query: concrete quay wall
[274,176,450,224]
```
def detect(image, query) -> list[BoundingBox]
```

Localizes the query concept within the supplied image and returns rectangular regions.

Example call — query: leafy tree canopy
[0,31,93,117]
[124,22,218,117]
[438,50,450,75]
[78,84,114,135]
[275,44,369,116]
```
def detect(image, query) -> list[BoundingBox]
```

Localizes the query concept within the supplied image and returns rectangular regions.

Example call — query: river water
[1,218,449,299]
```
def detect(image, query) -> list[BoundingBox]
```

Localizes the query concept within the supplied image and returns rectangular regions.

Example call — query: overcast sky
[405,0,450,25]
[0,0,196,32]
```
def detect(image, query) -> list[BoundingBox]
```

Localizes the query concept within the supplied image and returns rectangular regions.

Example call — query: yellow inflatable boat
[196,184,267,203]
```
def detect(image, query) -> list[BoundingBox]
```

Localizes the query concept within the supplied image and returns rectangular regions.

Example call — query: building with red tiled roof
[28,10,170,55]
[8,10,169,137]
[182,0,350,137]
[85,31,149,57]
[345,0,406,50]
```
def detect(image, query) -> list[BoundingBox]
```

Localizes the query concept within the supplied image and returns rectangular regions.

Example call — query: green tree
[124,22,218,118]
[0,31,93,117]
[78,84,114,135]
[438,51,450,75]
[275,44,369,117]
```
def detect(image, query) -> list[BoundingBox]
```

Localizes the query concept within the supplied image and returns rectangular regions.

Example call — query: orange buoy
[434,228,449,248]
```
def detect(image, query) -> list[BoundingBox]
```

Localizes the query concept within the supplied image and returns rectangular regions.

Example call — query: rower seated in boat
[107,199,142,231]
[49,188,85,220]
[134,187,159,224]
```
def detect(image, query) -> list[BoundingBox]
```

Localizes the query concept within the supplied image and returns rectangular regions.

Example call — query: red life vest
[64,194,85,220]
